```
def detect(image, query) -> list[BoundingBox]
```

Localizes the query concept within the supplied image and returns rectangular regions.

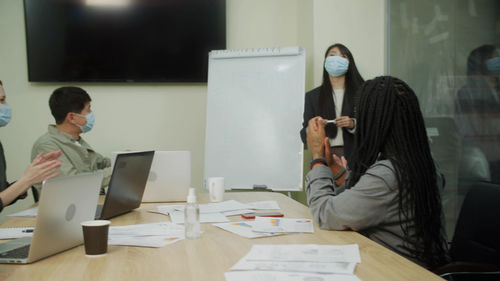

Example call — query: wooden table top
[0,192,443,281]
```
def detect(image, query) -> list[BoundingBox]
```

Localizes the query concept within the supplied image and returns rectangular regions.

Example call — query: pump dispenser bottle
[184,188,200,239]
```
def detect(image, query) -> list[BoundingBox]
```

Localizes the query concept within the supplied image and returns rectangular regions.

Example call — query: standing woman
[300,43,364,162]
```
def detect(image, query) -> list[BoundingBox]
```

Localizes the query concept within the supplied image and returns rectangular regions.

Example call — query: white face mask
[0,104,12,127]
[486,56,500,75]
[324,56,349,77]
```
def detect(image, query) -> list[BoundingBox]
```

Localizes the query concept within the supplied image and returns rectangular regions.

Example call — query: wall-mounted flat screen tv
[24,0,226,82]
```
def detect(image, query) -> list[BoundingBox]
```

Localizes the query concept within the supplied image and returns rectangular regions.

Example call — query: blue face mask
[486,56,500,75]
[324,56,349,77]
[0,104,12,127]
[79,112,95,133]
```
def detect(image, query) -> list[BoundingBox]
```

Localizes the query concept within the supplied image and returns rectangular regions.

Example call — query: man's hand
[306,117,327,159]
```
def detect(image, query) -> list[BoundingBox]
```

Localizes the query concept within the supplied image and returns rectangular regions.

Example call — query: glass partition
[388,0,500,237]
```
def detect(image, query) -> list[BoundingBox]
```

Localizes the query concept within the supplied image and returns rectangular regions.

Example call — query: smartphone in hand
[241,212,284,219]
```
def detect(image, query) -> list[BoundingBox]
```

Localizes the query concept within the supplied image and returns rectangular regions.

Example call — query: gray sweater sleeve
[305,161,397,231]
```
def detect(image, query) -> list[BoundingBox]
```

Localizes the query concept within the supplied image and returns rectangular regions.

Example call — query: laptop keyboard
[0,245,30,259]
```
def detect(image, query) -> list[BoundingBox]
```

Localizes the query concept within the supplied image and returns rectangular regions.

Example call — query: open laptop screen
[98,151,154,219]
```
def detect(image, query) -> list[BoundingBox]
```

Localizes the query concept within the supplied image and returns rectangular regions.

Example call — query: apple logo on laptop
[65,204,76,221]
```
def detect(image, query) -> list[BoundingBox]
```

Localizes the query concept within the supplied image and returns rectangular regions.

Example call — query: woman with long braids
[300,43,364,162]
[305,76,448,269]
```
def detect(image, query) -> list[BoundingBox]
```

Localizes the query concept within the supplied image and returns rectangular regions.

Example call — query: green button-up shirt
[31,125,111,191]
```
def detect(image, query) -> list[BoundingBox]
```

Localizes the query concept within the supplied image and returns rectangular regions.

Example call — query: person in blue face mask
[300,44,365,162]
[0,80,62,212]
[31,87,112,195]
[455,45,500,183]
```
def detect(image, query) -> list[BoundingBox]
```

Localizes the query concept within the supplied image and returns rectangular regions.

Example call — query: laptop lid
[142,151,191,202]
[98,151,154,219]
[4,172,103,264]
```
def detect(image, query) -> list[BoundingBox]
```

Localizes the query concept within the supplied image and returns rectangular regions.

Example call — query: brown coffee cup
[81,220,110,256]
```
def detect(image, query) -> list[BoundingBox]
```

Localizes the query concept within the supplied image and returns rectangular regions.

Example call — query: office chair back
[450,183,500,266]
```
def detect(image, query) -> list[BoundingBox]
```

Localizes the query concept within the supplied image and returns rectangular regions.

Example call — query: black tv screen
[23,0,226,82]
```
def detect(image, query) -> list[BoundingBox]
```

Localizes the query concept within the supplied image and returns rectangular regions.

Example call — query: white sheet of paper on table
[243,244,361,264]
[230,259,357,274]
[109,222,185,237]
[224,271,362,281]
[213,221,282,239]
[251,217,314,233]
[7,207,38,217]
[108,236,184,248]
[245,201,280,210]
[169,210,229,224]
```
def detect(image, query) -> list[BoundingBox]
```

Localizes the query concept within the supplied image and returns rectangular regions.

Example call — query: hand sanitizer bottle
[184,188,200,239]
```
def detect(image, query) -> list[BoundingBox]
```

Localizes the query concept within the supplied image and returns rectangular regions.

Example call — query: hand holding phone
[241,212,284,219]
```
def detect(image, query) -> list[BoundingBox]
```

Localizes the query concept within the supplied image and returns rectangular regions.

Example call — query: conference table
[0,192,443,281]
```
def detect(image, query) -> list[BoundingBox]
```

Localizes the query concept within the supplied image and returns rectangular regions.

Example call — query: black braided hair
[347,76,448,268]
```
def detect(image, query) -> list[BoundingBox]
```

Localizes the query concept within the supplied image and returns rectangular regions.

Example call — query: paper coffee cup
[81,220,110,257]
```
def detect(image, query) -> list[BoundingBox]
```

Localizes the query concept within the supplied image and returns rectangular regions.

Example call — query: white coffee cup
[207,177,225,202]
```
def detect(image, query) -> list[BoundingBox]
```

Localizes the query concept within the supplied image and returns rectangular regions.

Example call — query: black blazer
[300,86,355,162]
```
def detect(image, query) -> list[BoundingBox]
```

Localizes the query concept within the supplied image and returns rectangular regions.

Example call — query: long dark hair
[319,43,364,138]
[348,76,448,268]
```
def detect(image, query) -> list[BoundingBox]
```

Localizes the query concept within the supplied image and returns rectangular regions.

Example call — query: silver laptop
[141,151,191,202]
[0,172,103,264]
[95,151,154,219]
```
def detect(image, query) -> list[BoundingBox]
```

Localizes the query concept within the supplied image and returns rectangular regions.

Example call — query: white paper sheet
[251,217,314,233]
[245,201,280,210]
[199,200,253,213]
[222,209,255,216]
[213,221,282,239]
[0,227,34,239]
[108,236,183,248]
[169,210,229,224]
[224,271,362,281]
[7,207,38,217]
[109,222,184,237]
[243,244,361,263]
[231,260,357,274]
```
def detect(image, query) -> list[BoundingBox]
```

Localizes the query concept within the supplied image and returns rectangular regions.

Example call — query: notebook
[95,151,154,219]
[141,151,191,202]
[0,172,103,264]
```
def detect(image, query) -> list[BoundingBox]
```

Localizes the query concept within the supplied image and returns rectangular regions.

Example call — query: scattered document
[251,217,314,233]
[0,227,34,239]
[109,222,184,237]
[225,244,362,280]
[213,221,282,239]
[156,200,279,215]
[108,236,183,248]
[222,209,255,216]
[107,222,185,248]
[198,200,253,214]
[231,260,356,274]
[225,271,362,281]
[242,244,361,263]
[169,210,229,224]
[245,201,280,210]
[7,207,38,217]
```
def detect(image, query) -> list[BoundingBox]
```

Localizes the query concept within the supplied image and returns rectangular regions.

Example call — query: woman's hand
[306,117,327,159]
[19,151,62,187]
[335,116,354,129]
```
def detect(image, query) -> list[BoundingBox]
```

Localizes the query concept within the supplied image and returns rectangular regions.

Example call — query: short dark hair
[0,80,3,85]
[49,87,91,124]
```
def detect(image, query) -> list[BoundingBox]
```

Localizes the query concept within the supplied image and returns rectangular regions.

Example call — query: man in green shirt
[31,87,111,194]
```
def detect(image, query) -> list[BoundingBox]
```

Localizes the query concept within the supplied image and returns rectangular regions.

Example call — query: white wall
[312,0,386,86]
[0,0,385,217]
